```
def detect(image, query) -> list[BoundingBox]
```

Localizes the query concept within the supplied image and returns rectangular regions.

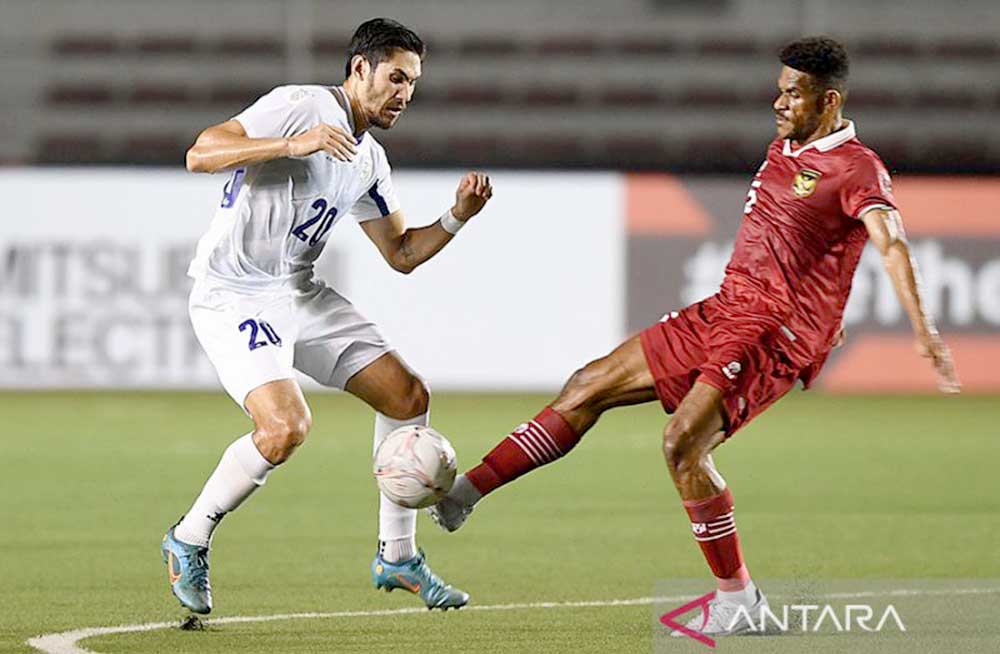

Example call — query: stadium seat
[694,36,764,57]
[446,136,503,161]
[600,135,671,169]
[311,37,351,56]
[212,36,283,56]
[931,37,999,60]
[514,135,586,163]
[455,37,521,56]
[675,86,747,108]
[129,85,194,106]
[51,35,121,56]
[913,88,984,110]
[847,89,911,109]
[866,137,912,166]
[536,36,602,56]
[207,84,271,107]
[118,134,187,165]
[854,37,923,58]
[445,85,505,106]
[520,86,580,107]
[31,7,1000,174]
[45,84,115,107]
[36,133,107,163]
[135,36,198,55]
[613,36,679,55]
[919,137,994,169]
[681,136,758,172]
[377,134,427,158]
[597,87,663,108]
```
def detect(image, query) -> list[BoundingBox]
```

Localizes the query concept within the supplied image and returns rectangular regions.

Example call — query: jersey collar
[782,120,856,158]
[330,86,365,144]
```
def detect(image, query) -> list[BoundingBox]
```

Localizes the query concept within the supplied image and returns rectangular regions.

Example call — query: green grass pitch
[3,391,999,653]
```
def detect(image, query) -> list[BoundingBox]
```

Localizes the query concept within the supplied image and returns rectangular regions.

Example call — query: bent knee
[381,377,430,420]
[255,412,312,463]
[662,419,698,476]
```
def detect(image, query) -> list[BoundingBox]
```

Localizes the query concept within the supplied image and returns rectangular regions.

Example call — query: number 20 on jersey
[291,198,339,246]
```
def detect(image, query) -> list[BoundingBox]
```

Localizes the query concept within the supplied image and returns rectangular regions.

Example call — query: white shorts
[189,279,392,408]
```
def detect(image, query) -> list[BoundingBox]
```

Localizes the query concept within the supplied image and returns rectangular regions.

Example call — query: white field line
[26,587,1000,654]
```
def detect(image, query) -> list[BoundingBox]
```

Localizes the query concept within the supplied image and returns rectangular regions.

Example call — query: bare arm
[361,172,493,274]
[185,119,358,173]
[862,208,960,393]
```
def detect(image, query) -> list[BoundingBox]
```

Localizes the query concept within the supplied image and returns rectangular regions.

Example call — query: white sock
[717,580,759,607]
[174,433,275,547]
[449,474,482,508]
[379,537,417,563]
[374,411,428,563]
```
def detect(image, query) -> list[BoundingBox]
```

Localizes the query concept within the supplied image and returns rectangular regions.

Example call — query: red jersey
[721,121,896,369]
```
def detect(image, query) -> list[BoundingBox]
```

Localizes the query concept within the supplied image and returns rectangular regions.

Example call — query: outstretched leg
[552,336,660,433]
[431,336,657,530]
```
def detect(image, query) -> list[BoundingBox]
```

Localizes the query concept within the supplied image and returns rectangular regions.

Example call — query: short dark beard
[369,114,392,130]
[788,91,829,142]
[364,76,393,130]
[788,112,823,143]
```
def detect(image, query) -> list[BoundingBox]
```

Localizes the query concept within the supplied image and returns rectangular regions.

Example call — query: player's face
[362,49,421,130]
[773,66,824,142]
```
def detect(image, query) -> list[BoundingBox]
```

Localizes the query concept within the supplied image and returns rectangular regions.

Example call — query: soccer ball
[373,425,457,509]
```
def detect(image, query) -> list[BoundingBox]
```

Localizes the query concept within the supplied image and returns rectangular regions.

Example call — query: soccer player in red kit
[429,36,960,636]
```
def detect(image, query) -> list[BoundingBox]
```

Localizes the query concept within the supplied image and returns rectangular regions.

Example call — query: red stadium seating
[36,21,999,172]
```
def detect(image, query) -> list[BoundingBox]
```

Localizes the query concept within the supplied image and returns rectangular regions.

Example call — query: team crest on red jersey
[792,169,822,198]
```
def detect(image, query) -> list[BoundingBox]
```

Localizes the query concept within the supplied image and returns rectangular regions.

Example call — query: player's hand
[451,171,493,221]
[916,331,960,394]
[287,123,357,161]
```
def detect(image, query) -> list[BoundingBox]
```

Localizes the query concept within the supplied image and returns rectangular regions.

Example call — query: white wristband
[439,209,466,235]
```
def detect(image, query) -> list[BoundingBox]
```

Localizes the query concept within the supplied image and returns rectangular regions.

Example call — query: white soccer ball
[373,425,457,509]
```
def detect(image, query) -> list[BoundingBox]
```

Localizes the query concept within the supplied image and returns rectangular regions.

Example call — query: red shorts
[639,293,804,437]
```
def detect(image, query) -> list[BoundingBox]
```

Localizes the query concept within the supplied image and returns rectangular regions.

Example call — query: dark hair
[779,36,849,92]
[344,18,425,78]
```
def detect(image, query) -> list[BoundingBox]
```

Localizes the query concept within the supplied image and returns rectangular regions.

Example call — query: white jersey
[188,85,400,291]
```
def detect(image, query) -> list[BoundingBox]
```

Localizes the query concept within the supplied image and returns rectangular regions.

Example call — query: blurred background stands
[1,0,998,172]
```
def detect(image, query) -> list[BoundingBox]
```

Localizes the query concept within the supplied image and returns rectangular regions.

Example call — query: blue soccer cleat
[160,525,213,614]
[372,548,469,610]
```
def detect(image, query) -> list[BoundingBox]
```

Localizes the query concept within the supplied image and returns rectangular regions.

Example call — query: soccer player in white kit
[160,18,492,614]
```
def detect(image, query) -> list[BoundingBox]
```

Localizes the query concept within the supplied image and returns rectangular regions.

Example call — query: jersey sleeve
[232,86,321,139]
[839,153,897,219]
[349,147,401,222]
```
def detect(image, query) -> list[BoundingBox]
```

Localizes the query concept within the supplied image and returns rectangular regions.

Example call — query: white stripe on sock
[510,436,542,465]
[516,432,549,463]
[707,519,736,531]
[530,420,564,456]
[521,428,557,462]
[695,527,739,542]
[525,424,561,459]
[707,512,734,526]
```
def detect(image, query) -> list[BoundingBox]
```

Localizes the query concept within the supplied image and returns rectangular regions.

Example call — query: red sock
[466,407,580,496]
[683,488,751,591]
